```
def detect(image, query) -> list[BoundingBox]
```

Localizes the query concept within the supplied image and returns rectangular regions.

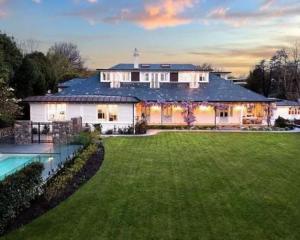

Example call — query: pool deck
[0,143,56,154]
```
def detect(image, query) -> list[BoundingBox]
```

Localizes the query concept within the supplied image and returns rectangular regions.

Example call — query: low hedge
[44,143,98,201]
[0,163,44,235]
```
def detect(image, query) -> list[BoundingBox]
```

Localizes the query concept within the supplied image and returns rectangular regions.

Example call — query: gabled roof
[27,74,273,103]
[98,63,205,71]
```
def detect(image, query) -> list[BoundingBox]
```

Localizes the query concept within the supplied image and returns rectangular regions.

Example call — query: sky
[0,0,300,76]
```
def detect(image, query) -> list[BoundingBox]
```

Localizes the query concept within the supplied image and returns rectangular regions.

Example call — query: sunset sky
[0,0,300,76]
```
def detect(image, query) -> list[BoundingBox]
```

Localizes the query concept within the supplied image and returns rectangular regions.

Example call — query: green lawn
[3,133,300,240]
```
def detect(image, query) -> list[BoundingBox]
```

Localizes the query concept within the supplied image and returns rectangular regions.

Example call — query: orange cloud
[132,0,196,29]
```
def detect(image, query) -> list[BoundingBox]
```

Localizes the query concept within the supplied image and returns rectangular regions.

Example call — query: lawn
[2,133,300,240]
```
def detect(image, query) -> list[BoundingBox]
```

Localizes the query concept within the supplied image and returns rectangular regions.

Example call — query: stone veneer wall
[52,121,73,144]
[14,121,32,144]
[71,117,82,134]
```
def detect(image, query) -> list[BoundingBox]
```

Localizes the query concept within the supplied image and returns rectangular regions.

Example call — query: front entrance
[31,122,53,143]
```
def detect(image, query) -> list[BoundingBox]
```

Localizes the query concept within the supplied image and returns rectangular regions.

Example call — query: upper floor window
[145,73,149,81]
[102,72,110,81]
[199,76,205,82]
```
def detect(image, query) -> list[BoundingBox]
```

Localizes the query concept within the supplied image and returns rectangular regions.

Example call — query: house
[271,99,300,124]
[24,49,275,132]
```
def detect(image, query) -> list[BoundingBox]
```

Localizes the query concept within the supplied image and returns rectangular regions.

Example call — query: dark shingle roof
[276,100,300,106]
[23,95,138,103]
[106,63,201,71]
[28,74,272,103]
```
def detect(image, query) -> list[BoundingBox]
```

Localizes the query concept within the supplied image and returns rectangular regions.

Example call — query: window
[161,73,165,81]
[97,105,118,121]
[108,105,118,121]
[199,76,204,82]
[102,72,110,81]
[219,111,228,118]
[48,104,66,121]
[97,105,107,119]
[219,107,233,118]
[145,73,149,81]
[163,106,172,117]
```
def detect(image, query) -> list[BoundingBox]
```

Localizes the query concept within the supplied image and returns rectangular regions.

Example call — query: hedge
[0,163,44,235]
[44,143,98,201]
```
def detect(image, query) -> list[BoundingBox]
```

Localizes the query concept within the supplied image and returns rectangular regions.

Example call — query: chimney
[133,48,139,69]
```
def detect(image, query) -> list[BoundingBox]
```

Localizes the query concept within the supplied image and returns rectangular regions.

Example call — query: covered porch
[135,102,271,127]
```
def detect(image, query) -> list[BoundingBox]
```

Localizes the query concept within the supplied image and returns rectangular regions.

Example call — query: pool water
[0,145,82,181]
[0,155,47,180]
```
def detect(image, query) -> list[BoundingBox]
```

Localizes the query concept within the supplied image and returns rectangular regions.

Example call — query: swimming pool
[0,145,82,181]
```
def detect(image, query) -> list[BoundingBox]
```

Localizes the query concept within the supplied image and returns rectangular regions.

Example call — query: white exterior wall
[100,71,209,84]
[178,72,209,83]
[30,103,48,122]
[29,103,134,132]
[271,106,300,124]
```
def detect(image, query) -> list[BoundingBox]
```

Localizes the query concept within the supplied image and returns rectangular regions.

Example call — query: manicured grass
[3,133,300,240]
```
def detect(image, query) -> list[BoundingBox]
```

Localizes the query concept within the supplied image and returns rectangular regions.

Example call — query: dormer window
[141,64,150,68]
[145,73,149,81]
[102,72,110,81]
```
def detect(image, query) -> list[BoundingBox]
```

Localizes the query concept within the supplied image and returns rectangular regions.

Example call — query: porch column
[161,104,163,125]
[133,103,136,134]
[214,106,217,128]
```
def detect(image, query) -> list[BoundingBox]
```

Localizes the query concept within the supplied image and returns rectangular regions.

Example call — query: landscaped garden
[2,132,300,240]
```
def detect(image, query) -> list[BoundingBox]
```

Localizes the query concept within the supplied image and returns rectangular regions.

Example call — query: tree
[247,42,300,100]
[13,52,56,98]
[47,42,85,82]
[0,32,23,84]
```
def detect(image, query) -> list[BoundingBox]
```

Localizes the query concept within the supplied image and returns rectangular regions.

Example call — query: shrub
[135,120,147,134]
[105,129,113,135]
[93,124,102,133]
[43,144,98,201]
[0,163,44,235]
[72,131,98,147]
[275,117,289,128]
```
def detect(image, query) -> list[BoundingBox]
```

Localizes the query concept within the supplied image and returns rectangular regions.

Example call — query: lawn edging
[2,141,105,237]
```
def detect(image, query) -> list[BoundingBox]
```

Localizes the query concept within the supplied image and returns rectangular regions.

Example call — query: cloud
[132,0,196,29]
[86,0,97,3]
[207,1,300,27]
[64,0,198,29]
[259,0,276,11]
[0,0,8,18]
[32,0,42,3]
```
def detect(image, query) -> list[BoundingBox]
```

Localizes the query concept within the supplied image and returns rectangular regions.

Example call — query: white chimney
[133,48,139,69]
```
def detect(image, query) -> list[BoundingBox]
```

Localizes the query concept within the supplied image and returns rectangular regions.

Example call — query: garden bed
[3,142,105,236]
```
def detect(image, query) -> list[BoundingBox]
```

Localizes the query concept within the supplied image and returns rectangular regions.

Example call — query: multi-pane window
[97,105,118,121]
[219,107,233,118]
[48,104,66,121]
[102,72,110,81]
[145,73,149,81]
[163,106,172,117]
[97,105,107,119]
[108,105,118,121]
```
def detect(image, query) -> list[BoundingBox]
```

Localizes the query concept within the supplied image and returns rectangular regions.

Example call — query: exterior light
[199,105,209,111]
[234,105,244,111]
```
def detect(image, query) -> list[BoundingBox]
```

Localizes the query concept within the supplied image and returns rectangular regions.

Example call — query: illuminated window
[108,105,118,121]
[48,104,66,121]
[163,106,172,117]
[97,105,107,119]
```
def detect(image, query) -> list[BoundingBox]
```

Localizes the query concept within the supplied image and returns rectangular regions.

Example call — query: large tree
[13,52,56,98]
[47,42,85,82]
[247,43,300,100]
[0,32,23,84]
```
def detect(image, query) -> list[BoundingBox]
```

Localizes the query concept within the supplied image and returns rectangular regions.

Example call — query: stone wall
[71,117,82,134]
[52,121,73,144]
[14,121,32,144]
